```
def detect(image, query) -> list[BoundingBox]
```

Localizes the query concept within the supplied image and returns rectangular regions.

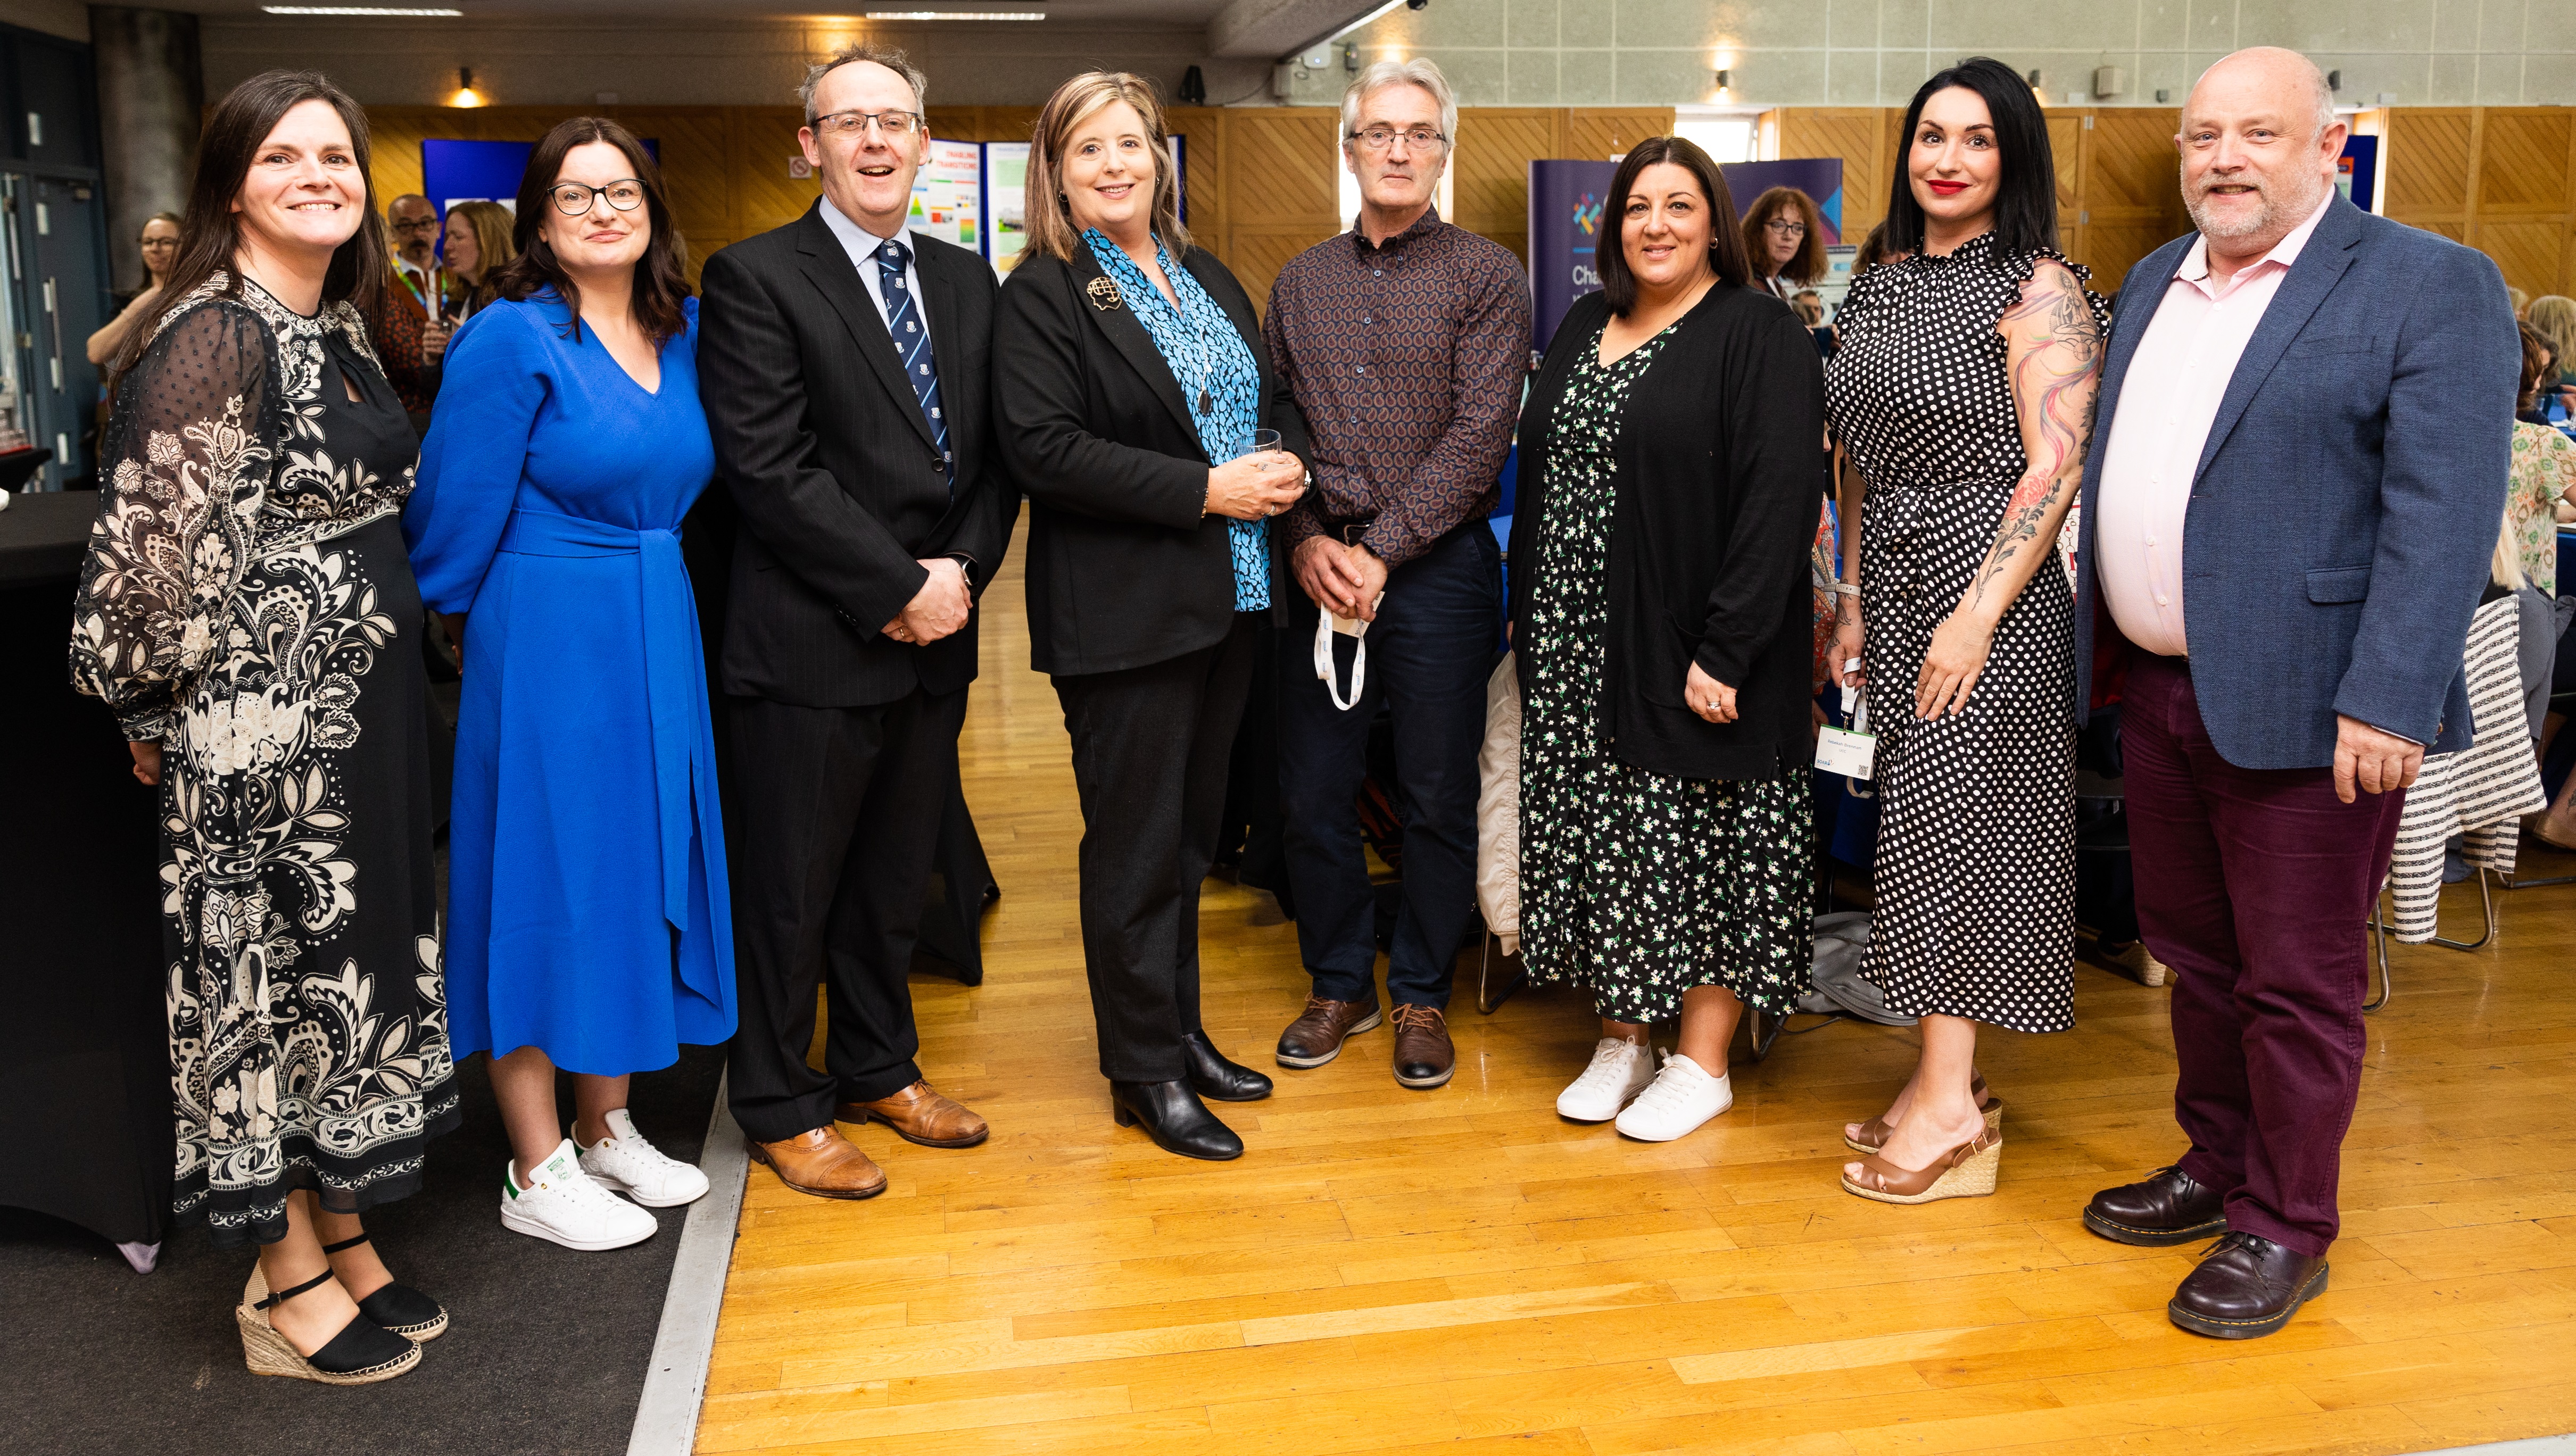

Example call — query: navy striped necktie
[874,236,951,489]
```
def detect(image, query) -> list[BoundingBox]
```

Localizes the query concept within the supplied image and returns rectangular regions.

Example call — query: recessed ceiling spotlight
[863,10,1047,18]
[261,6,463,13]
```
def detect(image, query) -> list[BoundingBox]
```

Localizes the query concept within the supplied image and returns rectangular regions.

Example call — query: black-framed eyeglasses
[1349,125,1447,153]
[388,215,440,234]
[1765,217,1808,237]
[549,179,647,217]
[811,109,924,139]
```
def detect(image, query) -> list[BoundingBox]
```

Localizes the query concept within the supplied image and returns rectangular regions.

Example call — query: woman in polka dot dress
[1821,58,2108,1204]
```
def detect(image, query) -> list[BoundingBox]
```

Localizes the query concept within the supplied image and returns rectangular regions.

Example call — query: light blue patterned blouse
[1082,229,1269,611]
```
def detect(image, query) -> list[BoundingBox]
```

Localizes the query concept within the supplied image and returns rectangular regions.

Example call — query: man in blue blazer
[2071,48,2515,1339]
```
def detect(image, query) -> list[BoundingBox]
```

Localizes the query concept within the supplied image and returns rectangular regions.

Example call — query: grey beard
[2186,175,2326,241]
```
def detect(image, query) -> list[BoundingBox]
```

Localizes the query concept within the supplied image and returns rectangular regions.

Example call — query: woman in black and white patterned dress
[1821,59,2106,1204]
[72,73,453,1385]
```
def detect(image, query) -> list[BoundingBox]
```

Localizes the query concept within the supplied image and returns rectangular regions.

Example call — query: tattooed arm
[1914,259,2103,718]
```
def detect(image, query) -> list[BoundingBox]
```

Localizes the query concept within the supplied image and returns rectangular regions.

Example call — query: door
[6,171,107,488]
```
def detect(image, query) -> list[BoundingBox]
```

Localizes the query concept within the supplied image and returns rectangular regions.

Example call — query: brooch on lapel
[1084,276,1124,312]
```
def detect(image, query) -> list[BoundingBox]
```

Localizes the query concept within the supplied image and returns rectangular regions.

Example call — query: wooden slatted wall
[2385,106,2576,298]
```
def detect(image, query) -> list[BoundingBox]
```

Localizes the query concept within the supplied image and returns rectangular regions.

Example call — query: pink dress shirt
[2094,192,2334,656]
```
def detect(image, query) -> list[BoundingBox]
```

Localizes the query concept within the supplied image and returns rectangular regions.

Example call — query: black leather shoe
[1110,1079,1245,1161]
[2084,1165,2230,1246]
[2168,1231,2328,1339]
[1181,1030,1273,1102]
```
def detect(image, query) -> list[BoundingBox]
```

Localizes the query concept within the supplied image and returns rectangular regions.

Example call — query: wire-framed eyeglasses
[1349,125,1447,153]
[811,109,924,139]
[1764,217,1809,237]
[549,179,647,217]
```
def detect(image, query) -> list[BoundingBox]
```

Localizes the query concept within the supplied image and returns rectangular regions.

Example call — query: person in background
[1264,58,1529,1092]
[1516,136,1824,1142]
[2528,294,2576,410]
[2074,48,2515,1339]
[73,69,454,1386]
[84,211,181,366]
[407,118,733,1253]
[363,192,445,425]
[1824,56,2107,1205]
[1743,185,1827,303]
[2508,286,2530,319]
[996,72,1310,1161]
[699,41,1015,1200]
[439,198,515,322]
[1791,287,1833,359]
[1853,221,1909,277]
[2508,324,2576,597]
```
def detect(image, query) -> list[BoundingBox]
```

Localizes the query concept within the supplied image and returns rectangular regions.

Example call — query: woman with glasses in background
[1743,185,1827,303]
[407,116,735,1254]
[84,211,181,366]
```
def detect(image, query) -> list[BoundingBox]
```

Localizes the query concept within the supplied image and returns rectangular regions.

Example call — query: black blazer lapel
[1068,245,1203,447]
[2191,196,2365,486]
[792,203,940,455]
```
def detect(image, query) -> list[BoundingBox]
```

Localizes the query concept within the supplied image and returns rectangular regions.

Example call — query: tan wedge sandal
[1840,1127,2003,1205]
[237,1267,422,1385]
[1843,1071,2003,1155]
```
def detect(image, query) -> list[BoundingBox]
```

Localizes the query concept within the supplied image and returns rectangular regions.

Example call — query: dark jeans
[1053,615,1258,1081]
[1278,524,1500,1009]
[2122,654,2404,1255]
[724,686,966,1144]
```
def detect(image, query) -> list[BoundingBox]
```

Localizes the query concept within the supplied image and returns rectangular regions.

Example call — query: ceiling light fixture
[261,6,463,14]
[862,10,1047,18]
[451,65,485,106]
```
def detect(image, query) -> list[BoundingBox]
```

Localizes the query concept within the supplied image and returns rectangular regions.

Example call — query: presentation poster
[2338,135,2379,213]
[910,138,983,253]
[1527,159,1620,353]
[983,140,1030,275]
[1720,159,1845,244]
[422,139,533,215]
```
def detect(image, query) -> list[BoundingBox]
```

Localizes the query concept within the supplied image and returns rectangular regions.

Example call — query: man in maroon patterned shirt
[1264,59,1530,1092]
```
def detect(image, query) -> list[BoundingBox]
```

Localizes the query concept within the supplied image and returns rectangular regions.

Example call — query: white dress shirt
[2093,190,2334,656]
[818,201,930,336]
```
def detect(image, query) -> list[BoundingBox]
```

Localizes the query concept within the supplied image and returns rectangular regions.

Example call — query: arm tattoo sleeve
[1970,267,2104,609]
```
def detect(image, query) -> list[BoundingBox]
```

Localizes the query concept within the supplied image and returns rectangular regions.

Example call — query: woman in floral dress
[1509,137,1826,1144]
[71,71,454,1385]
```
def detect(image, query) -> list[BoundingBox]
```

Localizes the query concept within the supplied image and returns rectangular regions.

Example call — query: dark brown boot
[1390,1004,1454,1089]
[2084,1164,2228,1246]
[2167,1232,2327,1339]
[1275,993,1382,1069]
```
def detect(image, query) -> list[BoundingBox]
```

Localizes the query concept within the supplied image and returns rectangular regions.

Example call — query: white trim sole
[625,1069,749,1456]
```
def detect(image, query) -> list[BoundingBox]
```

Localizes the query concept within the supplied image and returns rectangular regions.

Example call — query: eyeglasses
[1349,126,1447,153]
[812,109,923,139]
[1764,218,1808,237]
[388,215,440,234]
[549,179,647,216]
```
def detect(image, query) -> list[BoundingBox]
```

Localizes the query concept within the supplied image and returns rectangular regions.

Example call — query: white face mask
[1314,604,1370,711]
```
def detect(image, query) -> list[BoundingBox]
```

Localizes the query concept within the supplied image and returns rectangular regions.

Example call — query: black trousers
[725,685,966,1144]
[1052,614,1258,1081]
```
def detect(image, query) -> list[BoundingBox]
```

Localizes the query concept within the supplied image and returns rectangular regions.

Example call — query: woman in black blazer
[1508,137,1825,1144]
[996,72,1310,1161]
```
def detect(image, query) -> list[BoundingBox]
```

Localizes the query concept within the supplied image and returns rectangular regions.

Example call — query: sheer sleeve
[68,300,277,742]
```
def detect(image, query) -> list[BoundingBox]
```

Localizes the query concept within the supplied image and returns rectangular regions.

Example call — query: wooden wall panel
[2047,115,2081,214]
[2387,109,2477,219]
[1220,109,1340,306]
[1563,108,1675,162]
[733,110,821,235]
[1776,107,1890,242]
[1453,107,1558,263]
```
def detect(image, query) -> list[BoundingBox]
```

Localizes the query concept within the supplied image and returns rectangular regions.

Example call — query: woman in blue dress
[405,118,734,1252]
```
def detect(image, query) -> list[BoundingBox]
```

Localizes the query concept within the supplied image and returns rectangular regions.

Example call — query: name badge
[1814,678,1876,781]
[1084,276,1123,311]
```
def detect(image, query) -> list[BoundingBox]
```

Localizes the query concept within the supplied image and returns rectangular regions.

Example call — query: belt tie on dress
[497,507,714,1001]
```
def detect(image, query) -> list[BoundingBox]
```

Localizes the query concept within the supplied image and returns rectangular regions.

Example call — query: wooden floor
[698,521,2576,1456]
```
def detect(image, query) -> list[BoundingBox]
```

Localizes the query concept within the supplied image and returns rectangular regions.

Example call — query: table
[0,489,171,1260]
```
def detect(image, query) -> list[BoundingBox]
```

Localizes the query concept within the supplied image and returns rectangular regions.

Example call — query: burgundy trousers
[2119,653,2404,1256]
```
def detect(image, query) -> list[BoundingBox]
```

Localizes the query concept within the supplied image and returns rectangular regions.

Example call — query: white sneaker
[578,1110,711,1208]
[1556,1038,1656,1122]
[499,1138,658,1251]
[1613,1052,1733,1142]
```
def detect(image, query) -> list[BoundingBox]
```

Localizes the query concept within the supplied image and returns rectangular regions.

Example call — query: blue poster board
[2338,135,2379,214]
[1720,159,1845,244]
[421,139,534,214]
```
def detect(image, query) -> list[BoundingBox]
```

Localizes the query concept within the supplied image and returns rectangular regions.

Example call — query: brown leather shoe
[2084,1164,2229,1246]
[746,1127,887,1200]
[2167,1232,2327,1339]
[1275,992,1382,1069]
[836,1081,989,1149]
[1390,1003,1454,1089]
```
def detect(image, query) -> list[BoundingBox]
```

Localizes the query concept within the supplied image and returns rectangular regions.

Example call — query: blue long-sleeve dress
[405,290,734,1074]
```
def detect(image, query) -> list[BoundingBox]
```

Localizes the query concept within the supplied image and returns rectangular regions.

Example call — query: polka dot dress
[1824,233,2102,1034]
[1518,323,1815,1024]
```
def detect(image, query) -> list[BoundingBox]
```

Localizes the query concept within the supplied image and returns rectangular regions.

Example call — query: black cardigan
[996,246,1312,678]
[1507,284,1827,781]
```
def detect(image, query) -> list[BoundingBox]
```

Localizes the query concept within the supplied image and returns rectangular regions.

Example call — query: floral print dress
[2508,420,2575,595]
[1518,323,1814,1022]
[70,277,456,1247]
